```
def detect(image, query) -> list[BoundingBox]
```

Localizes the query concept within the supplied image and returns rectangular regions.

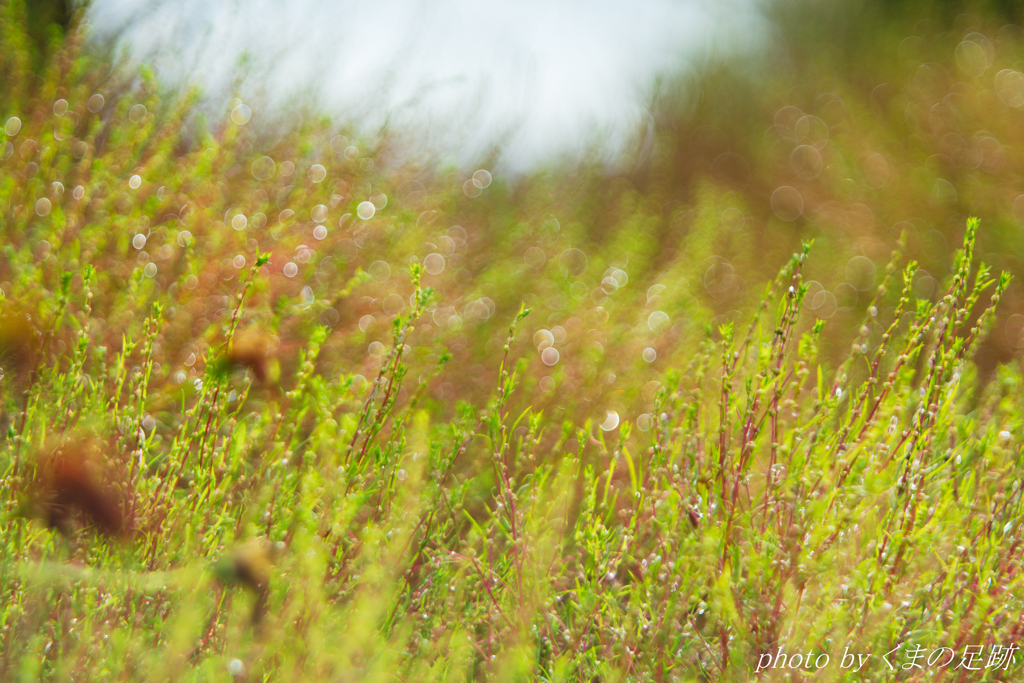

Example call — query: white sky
[85,0,764,171]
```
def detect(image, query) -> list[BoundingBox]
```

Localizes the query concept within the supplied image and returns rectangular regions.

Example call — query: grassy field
[4,1,1024,680]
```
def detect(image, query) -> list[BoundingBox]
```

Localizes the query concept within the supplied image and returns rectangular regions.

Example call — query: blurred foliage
[2,0,1024,680]
[639,0,1024,386]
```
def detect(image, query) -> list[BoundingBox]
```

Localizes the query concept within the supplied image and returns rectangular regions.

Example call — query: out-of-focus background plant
[4,0,1024,680]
